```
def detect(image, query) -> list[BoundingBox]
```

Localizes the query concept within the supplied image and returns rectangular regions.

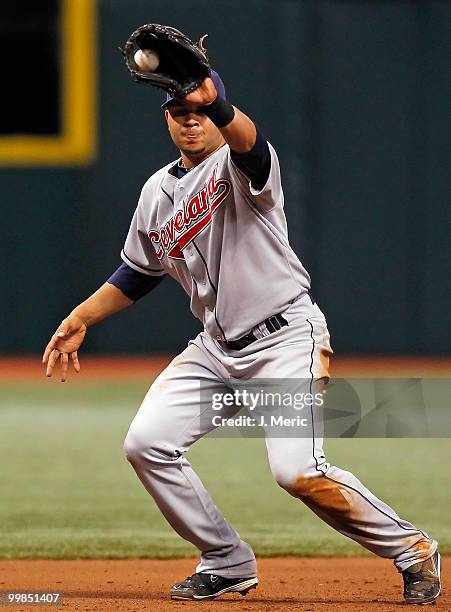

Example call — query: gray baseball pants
[123,294,436,577]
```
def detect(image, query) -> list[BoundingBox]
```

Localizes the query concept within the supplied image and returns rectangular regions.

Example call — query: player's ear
[164,109,170,124]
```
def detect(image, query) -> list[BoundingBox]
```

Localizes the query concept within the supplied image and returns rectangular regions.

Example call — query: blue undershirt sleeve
[230,129,271,191]
[107,262,165,302]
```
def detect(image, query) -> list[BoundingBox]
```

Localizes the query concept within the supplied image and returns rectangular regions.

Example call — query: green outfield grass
[0,380,449,559]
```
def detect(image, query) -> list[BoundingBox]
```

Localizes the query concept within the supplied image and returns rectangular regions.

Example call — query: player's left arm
[185,77,271,191]
[185,78,257,153]
[185,77,256,152]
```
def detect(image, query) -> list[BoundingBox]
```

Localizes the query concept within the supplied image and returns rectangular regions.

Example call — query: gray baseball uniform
[120,140,436,577]
[121,143,310,341]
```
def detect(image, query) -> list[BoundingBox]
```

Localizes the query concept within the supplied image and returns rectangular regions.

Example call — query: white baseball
[134,48,160,72]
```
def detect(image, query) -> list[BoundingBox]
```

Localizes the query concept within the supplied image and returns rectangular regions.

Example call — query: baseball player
[43,33,440,604]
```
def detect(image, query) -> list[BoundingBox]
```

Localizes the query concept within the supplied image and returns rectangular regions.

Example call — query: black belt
[223,290,315,352]
[224,313,288,351]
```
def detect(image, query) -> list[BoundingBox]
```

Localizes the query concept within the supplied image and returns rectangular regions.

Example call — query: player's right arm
[43,258,165,381]
[44,183,167,381]
[42,282,133,382]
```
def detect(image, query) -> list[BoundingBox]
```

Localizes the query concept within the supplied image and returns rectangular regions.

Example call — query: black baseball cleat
[170,573,258,600]
[402,551,441,605]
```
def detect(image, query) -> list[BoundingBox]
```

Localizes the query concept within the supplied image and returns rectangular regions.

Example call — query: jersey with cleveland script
[121,142,310,342]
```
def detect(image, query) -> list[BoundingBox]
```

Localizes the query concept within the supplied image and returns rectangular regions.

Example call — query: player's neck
[179,154,195,170]
[180,142,225,169]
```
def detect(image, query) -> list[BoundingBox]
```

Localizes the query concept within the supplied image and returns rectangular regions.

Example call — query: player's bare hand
[184,77,217,106]
[42,314,87,382]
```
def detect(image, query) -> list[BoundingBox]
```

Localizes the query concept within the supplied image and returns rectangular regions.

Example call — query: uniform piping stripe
[161,186,174,205]
[307,318,429,540]
[192,240,228,342]
[307,319,319,471]
[324,473,430,539]
[122,250,165,274]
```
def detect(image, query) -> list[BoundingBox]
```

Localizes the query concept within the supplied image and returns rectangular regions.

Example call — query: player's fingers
[71,351,81,373]
[43,338,58,364]
[46,349,60,377]
[60,352,69,383]
[42,326,67,363]
[42,344,51,364]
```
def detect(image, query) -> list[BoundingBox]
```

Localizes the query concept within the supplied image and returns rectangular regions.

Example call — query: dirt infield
[1,355,450,382]
[1,558,447,611]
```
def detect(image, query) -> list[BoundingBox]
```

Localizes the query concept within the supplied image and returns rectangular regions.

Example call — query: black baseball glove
[122,24,211,97]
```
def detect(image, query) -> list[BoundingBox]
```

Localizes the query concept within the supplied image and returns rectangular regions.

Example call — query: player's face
[165,103,224,164]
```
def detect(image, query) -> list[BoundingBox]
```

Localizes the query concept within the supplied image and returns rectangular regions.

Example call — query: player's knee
[274,470,313,493]
[123,431,146,465]
[123,429,181,467]
[271,460,320,493]
[282,472,318,497]
[123,427,160,464]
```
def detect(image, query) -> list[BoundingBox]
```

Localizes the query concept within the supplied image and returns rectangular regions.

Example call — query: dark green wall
[1,1,450,355]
